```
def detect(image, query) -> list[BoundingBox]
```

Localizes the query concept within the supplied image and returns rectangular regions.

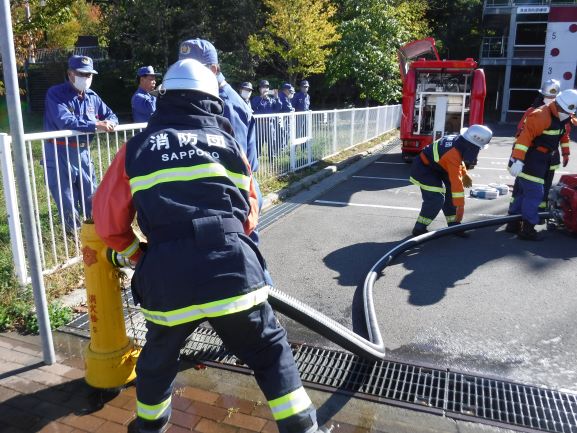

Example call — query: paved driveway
[259,129,577,393]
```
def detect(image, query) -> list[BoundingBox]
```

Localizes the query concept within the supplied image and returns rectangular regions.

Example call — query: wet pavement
[260,127,577,393]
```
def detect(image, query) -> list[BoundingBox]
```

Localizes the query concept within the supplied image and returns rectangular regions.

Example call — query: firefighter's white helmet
[159,59,220,100]
[556,89,577,114]
[461,124,493,149]
[539,79,561,98]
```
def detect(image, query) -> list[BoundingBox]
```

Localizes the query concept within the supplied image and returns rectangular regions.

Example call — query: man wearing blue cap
[43,55,118,232]
[251,79,281,114]
[132,66,161,122]
[238,81,253,106]
[279,82,295,113]
[179,38,263,242]
[293,80,311,112]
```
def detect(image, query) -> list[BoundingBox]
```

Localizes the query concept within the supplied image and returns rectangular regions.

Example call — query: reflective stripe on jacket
[512,104,570,183]
[414,136,466,207]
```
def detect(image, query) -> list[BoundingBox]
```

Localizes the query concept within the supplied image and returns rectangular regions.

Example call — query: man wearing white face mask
[43,55,118,232]
[238,81,253,107]
[506,88,577,240]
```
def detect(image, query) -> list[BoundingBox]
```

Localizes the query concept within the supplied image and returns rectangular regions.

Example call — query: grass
[0,128,399,334]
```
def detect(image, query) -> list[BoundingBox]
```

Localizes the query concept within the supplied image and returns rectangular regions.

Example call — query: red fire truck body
[398,38,486,161]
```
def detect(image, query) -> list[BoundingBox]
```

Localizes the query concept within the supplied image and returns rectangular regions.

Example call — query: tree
[10,0,75,66]
[247,0,340,83]
[426,0,483,60]
[45,0,107,50]
[326,0,429,104]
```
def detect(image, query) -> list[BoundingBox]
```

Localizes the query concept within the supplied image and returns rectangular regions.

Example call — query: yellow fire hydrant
[81,221,140,389]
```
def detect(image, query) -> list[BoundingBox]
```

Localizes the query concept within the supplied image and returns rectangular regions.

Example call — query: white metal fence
[0,104,400,284]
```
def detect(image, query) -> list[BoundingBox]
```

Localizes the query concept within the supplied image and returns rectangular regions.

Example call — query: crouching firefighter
[92,59,320,433]
[410,125,493,237]
[506,89,577,240]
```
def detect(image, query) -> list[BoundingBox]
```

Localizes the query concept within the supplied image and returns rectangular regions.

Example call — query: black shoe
[505,220,521,234]
[517,220,538,241]
[412,226,428,236]
[127,419,169,433]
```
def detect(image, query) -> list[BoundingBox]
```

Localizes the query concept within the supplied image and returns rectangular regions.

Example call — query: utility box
[398,38,486,162]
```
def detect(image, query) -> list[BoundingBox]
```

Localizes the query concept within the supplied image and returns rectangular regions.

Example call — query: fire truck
[398,38,486,162]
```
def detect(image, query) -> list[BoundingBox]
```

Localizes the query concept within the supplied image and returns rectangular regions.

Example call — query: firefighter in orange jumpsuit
[507,89,577,240]
[410,125,493,237]
[513,79,571,214]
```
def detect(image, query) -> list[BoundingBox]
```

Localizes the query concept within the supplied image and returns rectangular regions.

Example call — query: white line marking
[315,200,420,211]
[314,200,505,217]
[374,161,410,165]
[353,176,411,181]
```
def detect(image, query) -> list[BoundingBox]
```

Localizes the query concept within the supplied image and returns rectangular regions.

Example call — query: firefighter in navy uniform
[92,59,320,433]
[410,125,493,237]
[506,89,577,240]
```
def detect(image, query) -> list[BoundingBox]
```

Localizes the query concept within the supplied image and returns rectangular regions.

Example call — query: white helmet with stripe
[461,124,493,149]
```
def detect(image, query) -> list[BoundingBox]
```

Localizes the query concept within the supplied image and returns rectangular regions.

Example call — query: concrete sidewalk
[0,331,387,433]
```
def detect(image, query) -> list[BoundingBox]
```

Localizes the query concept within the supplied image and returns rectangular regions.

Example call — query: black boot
[518,220,538,241]
[412,225,428,237]
[504,220,521,234]
[448,222,469,238]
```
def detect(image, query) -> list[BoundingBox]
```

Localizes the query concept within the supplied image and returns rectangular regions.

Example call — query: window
[515,22,547,46]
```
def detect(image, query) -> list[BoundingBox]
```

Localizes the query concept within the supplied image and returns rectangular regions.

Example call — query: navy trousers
[508,177,543,225]
[44,143,96,231]
[135,302,317,433]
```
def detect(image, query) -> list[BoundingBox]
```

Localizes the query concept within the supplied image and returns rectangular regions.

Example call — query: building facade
[480,0,577,123]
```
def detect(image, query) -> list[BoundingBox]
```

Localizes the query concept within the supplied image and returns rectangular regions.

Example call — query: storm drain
[62,307,577,433]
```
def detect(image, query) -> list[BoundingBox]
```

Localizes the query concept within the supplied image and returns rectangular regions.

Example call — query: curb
[261,134,401,212]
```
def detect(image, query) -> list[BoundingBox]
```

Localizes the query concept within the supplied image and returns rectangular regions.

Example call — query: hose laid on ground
[268,212,550,361]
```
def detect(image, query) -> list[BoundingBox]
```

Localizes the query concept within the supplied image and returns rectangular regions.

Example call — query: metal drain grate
[181,326,577,433]
[62,308,577,433]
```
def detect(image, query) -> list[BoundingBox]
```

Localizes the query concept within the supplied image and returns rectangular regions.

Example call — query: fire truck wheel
[470,186,499,199]
[401,152,413,163]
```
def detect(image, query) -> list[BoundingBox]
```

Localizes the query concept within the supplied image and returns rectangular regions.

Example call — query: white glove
[508,159,524,177]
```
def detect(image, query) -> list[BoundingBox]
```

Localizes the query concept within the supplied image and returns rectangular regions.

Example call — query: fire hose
[267,212,550,361]
[108,212,551,361]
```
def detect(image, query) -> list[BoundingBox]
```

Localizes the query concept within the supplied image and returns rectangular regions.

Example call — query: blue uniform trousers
[411,159,457,230]
[508,177,543,225]
[541,148,560,209]
[43,143,96,231]
[136,302,317,433]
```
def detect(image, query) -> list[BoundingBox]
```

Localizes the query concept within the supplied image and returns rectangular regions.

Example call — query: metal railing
[484,0,577,7]
[0,105,400,283]
[480,36,508,58]
[34,46,108,64]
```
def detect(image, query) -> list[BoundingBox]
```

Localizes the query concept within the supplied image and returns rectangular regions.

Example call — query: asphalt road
[259,129,577,393]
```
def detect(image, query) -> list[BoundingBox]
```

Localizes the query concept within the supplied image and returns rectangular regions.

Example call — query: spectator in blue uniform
[251,80,281,114]
[238,81,253,106]
[293,80,310,112]
[179,39,259,174]
[293,80,311,139]
[43,55,118,232]
[178,38,262,243]
[279,83,295,113]
[131,66,161,122]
